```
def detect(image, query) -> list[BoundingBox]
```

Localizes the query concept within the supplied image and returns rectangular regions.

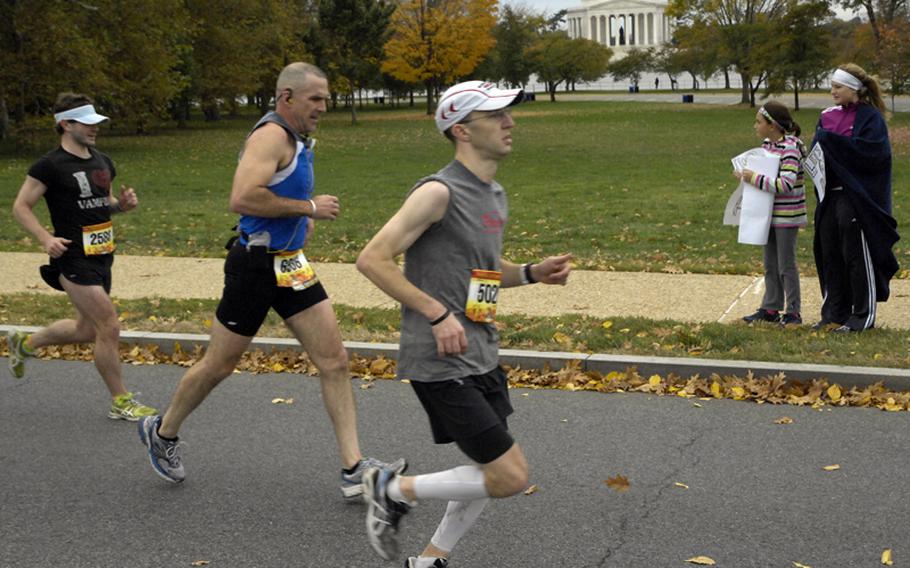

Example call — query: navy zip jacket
[812,103,899,301]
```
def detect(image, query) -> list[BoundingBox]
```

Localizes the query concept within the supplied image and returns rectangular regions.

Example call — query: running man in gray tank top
[357,81,573,567]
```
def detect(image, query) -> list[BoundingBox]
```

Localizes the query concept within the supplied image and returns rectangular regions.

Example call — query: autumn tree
[763,0,833,110]
[840,0,910,52]
[317,0,394,124]
[527,32,611,101]
[479,5,545,88]
[608,48,655,89]
[0,0,110,134]
[94,0,192,133]
[382,0,498,115]
[668,0,789,105]
[876,21,910,111]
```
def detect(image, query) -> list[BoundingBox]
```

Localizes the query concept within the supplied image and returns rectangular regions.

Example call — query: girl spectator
[737,100,808,326]
[811,64,898,332]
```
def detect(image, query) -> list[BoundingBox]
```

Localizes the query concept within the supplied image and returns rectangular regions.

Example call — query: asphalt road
[1,359,908,568]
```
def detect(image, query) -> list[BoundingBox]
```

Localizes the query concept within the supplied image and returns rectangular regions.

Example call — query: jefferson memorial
[566,0,674,56]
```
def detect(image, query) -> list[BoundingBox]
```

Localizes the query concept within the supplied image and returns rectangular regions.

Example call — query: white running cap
[435,81,523,133]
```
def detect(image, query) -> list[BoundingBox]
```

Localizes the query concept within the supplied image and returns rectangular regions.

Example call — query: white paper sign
[731,149,780,245]
[723,182,743,225]
[805,143,826,202]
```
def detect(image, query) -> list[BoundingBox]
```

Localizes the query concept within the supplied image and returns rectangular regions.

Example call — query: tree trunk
[793,80,800,111]
[425,80,434,115]
[0,93,8,140]
[409,89,414,107]
[349,79,358,125]
[724,68,731,89]
[739,72,750,104]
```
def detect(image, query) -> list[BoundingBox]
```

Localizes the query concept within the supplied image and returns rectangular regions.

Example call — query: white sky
[506,0,860,21]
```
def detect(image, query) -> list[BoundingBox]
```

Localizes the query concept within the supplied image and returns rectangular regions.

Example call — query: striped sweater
[747,135,808,228]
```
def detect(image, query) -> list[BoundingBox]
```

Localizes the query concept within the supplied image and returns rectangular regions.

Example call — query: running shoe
[364,466,411,560]
[341,457,408,499]
[7,330,30,379]
[109,392,158,421]
[138,415,185,483]
[406,558,449,568]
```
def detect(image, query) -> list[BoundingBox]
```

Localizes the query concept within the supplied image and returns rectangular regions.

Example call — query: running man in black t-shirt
[7,92,157,421]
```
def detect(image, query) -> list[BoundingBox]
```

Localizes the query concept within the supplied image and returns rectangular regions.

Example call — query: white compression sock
[413,465,489,501]
[430,498,489,553]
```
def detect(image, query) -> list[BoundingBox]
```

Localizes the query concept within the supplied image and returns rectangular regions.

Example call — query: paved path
[3,252,909,329]
[1,359,907,567]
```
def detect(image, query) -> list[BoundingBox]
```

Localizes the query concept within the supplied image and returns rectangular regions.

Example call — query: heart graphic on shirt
[91,169,112,191]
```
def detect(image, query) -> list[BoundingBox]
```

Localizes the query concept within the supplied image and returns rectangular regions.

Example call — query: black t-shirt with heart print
[27,146,117,259]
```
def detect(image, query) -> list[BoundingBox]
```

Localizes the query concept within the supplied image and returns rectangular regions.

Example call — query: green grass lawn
[3,101,908,275]
[2,293,908,369]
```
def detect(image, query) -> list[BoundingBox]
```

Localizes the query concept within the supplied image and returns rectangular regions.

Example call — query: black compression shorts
[410,366,515,463]
[215,243,328,337]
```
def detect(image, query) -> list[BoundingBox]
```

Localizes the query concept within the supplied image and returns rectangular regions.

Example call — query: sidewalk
[2,251,908,328]
[3,251,910,387]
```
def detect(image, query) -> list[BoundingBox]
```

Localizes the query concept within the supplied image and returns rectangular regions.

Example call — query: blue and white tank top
[238,111,314,251]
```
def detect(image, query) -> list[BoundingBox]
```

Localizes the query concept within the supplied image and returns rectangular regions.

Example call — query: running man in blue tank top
[357,81,573,567]
[138,62,404,493]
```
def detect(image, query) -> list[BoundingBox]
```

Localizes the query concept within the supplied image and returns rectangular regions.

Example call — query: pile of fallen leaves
[2,340,908,412]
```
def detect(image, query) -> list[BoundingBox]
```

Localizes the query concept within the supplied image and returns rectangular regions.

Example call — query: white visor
[54,104,109,125]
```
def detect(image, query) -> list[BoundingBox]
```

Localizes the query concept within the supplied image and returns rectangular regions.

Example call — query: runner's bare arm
[11,176,71,258]
[500,254,573,288]
[229,123,339,220]
[110,184,138,213]
[357,181,467,356]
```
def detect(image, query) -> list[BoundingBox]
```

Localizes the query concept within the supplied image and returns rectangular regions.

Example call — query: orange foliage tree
[382,0,498,115]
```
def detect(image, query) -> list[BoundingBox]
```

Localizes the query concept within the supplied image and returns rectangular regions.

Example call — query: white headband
[53,104,109,125]
[831,69,863,91]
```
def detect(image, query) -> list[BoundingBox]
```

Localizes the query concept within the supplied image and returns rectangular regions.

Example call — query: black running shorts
[410,366,515,464]
[41,254,114,294]
[215,243,328,337]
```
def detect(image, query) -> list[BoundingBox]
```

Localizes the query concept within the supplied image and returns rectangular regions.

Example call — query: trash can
[629,86,635,93]
[682,94,694,103]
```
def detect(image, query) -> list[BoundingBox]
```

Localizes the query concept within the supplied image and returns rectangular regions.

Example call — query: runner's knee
[313,344,349,377]
[485,459,529,498]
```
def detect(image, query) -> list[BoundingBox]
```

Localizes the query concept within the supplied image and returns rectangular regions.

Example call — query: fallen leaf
[648,375,662,389]
[271,397,294,404]
[882,549,893,565]
[685,556,716,565]
[774,416,794,424]
[602,320,613,330]
[822,464,841,471]
[191,562,210,567]
[604,475,630,492]
[827,384,842,402]
[552,331,571,345]
[674,482,689,489]
[692,402,703,408]
[793,563,812,568]
[524,484,538,495]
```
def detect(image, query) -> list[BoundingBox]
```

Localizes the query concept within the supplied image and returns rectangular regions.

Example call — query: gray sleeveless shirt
[398,160,508,382]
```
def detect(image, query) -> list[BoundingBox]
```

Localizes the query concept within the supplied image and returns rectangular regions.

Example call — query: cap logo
[440,102,458,120]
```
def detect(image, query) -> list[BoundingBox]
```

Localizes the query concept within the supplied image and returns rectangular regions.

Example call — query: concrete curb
[3,325,909,390]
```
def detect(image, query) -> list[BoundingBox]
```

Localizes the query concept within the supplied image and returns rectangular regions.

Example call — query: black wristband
[429,309,451,326]
[523,263,537,284]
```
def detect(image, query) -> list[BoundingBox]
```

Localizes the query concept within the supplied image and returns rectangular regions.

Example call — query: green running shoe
[7,330,31,379]
[109,392,158,421]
